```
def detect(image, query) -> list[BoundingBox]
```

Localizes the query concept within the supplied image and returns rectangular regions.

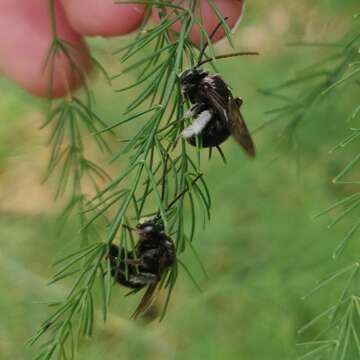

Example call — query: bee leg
[183,103,205,119]
[209,147,213,160]
[166,103,203,130]
[181,109,213,139]
[181,106,196,121]
[171,104,208,149]
[123,224,135,233]
[170,105,200,147]
[183,109,194,119]
[216,145,227,164]
[125,288,141,297]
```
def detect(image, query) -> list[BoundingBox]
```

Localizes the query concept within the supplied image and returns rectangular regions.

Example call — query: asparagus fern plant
[262,12,360,360]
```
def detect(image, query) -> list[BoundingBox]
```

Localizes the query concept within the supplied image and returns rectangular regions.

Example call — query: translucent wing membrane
[227,97,256,157]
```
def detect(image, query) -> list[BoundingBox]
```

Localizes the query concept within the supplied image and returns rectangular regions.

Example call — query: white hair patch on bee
[138,216,155,225]
[181,110,213,139]
[204,76,216,86]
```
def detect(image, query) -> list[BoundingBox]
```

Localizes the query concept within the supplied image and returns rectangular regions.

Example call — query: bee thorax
[203,76,216,86]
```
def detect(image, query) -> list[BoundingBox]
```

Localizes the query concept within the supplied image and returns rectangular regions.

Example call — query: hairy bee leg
[169,104,200,149]
[183,109,195,119]
[183,102,206,119]
[170,108,200,149]
[181,109,213,139]
[171,103,208,149]
[165,104,199,131]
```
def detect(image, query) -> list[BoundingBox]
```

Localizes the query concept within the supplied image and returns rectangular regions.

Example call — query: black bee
[108,174,202,318]
[108,215,175,318]
[180,19,258,157]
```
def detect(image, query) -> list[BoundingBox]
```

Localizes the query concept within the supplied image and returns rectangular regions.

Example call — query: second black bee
[108,215,175,318]
[180,20,257,157]
[107,174,202,318]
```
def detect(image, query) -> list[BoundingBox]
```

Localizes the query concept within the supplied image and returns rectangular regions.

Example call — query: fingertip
[0,0,91,98]
[38,0,92,98]
[194,0,245,45]
[61,0,145,37]
[152,0,245,46]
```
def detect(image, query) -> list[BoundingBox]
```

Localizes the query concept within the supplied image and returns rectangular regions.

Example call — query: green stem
[48,0,57,39]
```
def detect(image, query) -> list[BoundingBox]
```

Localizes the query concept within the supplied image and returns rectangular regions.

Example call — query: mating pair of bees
[108,20,257,318]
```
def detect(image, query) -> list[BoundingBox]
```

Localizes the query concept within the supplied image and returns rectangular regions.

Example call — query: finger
[0,0,91,98]
[61,0,145,37]
[152,0,245,46]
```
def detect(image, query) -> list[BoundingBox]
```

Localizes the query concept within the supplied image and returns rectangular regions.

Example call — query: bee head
[136,215,164,239]
[179,67,208,90]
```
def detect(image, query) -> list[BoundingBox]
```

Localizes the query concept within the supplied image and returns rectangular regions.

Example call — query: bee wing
[203,81,256,157]
[202,80,229,123]
[131,282,159,320]
[227,97,256,157]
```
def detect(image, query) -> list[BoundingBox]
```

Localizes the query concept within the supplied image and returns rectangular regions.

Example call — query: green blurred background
[0,1,359,359]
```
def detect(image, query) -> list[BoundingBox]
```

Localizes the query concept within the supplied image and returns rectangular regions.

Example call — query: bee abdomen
[186,116,230,148]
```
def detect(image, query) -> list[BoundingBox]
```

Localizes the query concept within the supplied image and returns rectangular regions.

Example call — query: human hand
[0,0,244,98]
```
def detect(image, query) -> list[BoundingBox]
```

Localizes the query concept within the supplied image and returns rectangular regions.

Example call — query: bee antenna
[197,51,259,67]
[166,174,203,211]
[197,17,229,66]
